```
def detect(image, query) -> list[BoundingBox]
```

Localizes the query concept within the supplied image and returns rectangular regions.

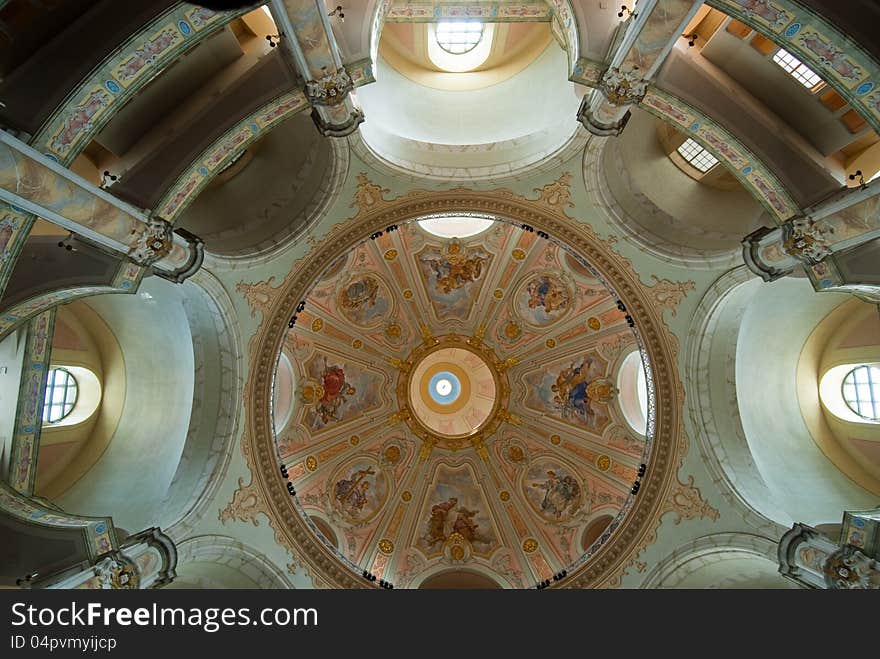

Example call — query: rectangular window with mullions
[772,48,823,90]
[676,138,719,173]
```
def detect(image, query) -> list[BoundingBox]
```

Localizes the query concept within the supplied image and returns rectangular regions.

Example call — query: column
[19,527,177,590]
[268,0,365,137]
[0,131,204,285]
[778,508,880,589]
[577,0,705,136]
[743,180,880,301]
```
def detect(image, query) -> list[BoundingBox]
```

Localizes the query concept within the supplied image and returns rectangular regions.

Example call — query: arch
[642,533,797,589]
[584,125,758,270]
[704,0,880,136]
[169,535,293,589]
[686,266,877,534]
[418,569,503,589]
[44,271,242,535]
[243,184,685,588]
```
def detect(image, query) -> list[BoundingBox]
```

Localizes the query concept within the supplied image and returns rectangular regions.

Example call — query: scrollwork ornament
[599,66,649,106]
[128,217,173,265]
[305,69,354,107]
[781,216,834,264]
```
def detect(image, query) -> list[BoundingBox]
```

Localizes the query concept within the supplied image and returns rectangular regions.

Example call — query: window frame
[841,364,880,422]
[42,367,79,424]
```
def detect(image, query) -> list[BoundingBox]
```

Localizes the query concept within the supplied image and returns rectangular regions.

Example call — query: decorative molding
[33,4,248,163]
[384,2,553,22]
[154,91,310,222]
[641,88,799,222]
[646,275,696,317]
[237,173,687,588]
[8,309,55,495]
[707,0,880,135]
[599,67,649,106]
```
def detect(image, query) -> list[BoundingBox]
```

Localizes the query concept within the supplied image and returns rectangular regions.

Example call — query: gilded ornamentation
[383,445,402,464]
[236,276,279,319]
[550,434,561,445]
[311,318,324,332]
[350,435,360,445]
[781,217,834,264]
[219,477,264,527]
[401,491,412,502]
[533,173,574,210]
[378,538,394,554]
[500,491,511,501]
[493,289,504,299]
[596,455,611,472]
[546,339,556,348]
[242,180,686,589]
[664,475,719,525]
[587,317,601,330]
[647,275,696,317]
[127,218,173,266]
[305,456,318,471]
[351,173,391,213]
[512,248,526,260]
[599,66,649,106]
[305,69,354,107]
[384,249,398,260]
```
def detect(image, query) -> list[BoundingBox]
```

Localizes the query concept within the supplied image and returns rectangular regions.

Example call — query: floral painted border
[154,90,310,222]
[384,2,552,22]
[0,482,117,559]
[9,309,55,496]
[642,87,799,221]
[0,263,143,341]
[708,0,880,134]
[34,4,249,164]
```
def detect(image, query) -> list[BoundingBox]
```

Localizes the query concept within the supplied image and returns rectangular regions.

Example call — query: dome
[270,216,654,588]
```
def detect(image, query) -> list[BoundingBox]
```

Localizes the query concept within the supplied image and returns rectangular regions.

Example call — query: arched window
[435,21,484,55]
[819,363,880,425]
[841,365,880,421]
[427,22,494,73]
[418,215,494,238]
[42,368,78,423]
[617,350,649,434]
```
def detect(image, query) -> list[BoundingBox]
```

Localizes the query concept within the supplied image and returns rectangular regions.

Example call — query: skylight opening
[677,138,719,173]
[773,48,823,90]
[418,216,494,238]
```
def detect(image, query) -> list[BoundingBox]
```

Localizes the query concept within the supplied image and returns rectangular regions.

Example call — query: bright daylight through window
[42,367,78,423]
[842,364,880,421]
[677,138,719,173]
[435,21,484,54]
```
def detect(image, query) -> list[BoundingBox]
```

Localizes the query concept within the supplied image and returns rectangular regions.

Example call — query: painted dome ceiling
[272,218,653,588]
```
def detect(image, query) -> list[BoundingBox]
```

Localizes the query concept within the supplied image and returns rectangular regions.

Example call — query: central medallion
[398,335,510,451]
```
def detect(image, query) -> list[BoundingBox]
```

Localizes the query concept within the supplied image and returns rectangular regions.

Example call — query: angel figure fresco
[526,276,570,314]
[334,466,375,518]
[530,470,581,519]
[421,242,486,295]
[341,276,379,313]
[551,358,596,424]
[314,357,356,427]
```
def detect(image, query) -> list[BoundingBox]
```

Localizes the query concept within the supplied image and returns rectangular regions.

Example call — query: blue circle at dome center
[429,371,461,405]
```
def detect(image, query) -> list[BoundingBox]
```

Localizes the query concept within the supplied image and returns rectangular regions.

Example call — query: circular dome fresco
[272,218,654,588]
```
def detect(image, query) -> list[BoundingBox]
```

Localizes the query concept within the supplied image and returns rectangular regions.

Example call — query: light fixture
[266,34,281,48]
[101,170,117,188]
[328,5,344,22]
[682,32,697,47]
[849,169,867,189]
